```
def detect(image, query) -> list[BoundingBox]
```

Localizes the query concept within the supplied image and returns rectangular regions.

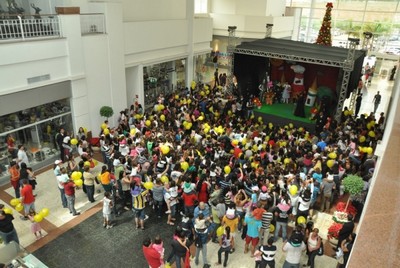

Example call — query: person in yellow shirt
[221,208,239,253]
[100,165,112,192]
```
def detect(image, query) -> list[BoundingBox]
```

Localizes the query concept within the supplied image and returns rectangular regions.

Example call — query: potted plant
[327,175,363,247]
[100,106,114,120]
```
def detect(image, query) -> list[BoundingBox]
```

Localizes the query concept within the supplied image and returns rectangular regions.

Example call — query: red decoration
[327,222,343,239]
[336,202,357,217]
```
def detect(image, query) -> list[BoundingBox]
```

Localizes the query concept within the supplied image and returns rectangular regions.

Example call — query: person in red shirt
[8,161,20,198]
[20,179,35,220]
[182,189,198,216]
[143,237,162,268]
[64,179,80,216]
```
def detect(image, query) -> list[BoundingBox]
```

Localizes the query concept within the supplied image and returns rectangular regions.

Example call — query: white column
[58,14,90,133]
[185,0,195,89]
[126,65,144,109]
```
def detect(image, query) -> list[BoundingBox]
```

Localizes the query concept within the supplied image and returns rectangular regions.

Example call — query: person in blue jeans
[216,226,234,267]
[274,201,292,242]
[0,211,20,245]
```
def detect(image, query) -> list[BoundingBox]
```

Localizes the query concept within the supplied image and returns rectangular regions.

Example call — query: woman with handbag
[216,226,234,267]
[304,228,322,268]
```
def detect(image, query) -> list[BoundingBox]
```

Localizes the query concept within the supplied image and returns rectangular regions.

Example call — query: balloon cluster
[8,199,50,222]
[71,171,83,187]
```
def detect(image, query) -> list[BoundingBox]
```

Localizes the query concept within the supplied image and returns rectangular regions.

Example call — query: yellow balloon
[175,94,179,100]
[4,207,13,215]
[181,162,189,171]
[160,114,166,121]
[103,128,110,135]
[366,147,373,154]
[130,128,136,136]
[327,159,335,168]
[232,140,239,146]
[359,136,366,143]
[224,165,231,174]
[198,116,204,121]
[15,203,23,212]
[10,198,20,207]
[158,105,165,111]
[74,179,83,187]
[40,208,50,217]
[71,171,82,180]
[297,216,306,224]
[368,131,375,138]
[289,185,298,196]
[34,214,44,223]
[269,224,275,233]
[145,120,151,127]
[70,138,78,145]
[328,152,337,159]
[161,175,169,184]
[216,226,224,236]
[161,145,170,155]
[93,159,98,166]
[284,158,291,164]
[144,181,154,190]
[84,161,91,167]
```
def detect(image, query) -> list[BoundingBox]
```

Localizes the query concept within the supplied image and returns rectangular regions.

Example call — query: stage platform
[254,103,316,134]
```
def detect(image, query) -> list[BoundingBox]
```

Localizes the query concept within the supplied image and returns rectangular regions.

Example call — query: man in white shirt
[282,228,306,268]
[17,145,29,166]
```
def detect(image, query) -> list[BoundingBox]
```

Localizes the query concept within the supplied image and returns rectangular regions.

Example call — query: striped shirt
[133,190,148,210]
[259,245,277,261]
[261,211,273,229]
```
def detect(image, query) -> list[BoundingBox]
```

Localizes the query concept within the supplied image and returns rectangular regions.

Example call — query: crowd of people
[2,76,383,267]
[62,80,378,268]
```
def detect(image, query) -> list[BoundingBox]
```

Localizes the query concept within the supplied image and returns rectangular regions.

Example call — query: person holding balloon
[27,208,43,240]
[63,178,80,216]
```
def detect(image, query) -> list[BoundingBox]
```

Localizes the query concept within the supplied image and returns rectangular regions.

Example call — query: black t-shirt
[171,239,189,257]
[0,214,15,233]
[274,207,292,223]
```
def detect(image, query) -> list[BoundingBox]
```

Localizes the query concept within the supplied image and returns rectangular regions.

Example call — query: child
[253,249,262,268]
[165,181,178,214]
[152,235,165,266]
[28,209,43,240]
[103,192,113,229]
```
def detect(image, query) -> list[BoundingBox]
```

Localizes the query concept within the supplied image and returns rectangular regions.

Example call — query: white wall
[265,0,286,17]
[121,0,186,21]
[211,0,286,17]
[81,35,112,133]
[0,39,69,95]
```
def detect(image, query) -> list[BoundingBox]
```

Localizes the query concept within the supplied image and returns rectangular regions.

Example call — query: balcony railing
[80,13,106,35]
[0,15,61,41]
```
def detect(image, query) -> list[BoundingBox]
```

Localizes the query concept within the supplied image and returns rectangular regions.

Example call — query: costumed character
[290,65,306,101]
[265,89,275,105]
[293,91,306,118]
[282,83,291,103]
[305,77,318,107]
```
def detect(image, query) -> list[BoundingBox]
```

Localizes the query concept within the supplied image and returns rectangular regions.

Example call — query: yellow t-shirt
[100,171,111,185]
[222,215,239,232]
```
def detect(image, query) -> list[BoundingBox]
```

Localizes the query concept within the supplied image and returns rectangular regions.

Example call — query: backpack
[317,237,324,256]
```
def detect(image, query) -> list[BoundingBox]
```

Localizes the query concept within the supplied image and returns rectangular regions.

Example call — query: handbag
[184,250,191,268]
[195,235,203,248]
[317,237,324,256]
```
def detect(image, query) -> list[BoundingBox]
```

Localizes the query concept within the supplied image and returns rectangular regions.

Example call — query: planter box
[55,7,80,14]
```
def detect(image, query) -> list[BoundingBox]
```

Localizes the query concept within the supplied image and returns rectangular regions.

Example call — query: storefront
[0,81,73,183]
[143,58,186,109]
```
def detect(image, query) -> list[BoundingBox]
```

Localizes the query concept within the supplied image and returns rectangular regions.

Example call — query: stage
[254,103,316,133]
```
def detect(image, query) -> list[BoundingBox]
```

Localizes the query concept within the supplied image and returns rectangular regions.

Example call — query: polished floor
[0,74,394,267]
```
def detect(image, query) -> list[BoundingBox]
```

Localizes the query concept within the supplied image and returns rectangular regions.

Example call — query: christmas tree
[316,2,333,46]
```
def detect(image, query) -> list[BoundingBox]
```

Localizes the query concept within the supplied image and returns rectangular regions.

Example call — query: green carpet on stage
[257,103,314,124]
